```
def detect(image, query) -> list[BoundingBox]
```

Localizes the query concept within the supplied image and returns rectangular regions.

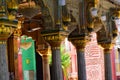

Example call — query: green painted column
[21,36,36,80]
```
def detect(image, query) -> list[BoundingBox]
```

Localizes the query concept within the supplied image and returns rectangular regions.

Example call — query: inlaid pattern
[85,32,105,80]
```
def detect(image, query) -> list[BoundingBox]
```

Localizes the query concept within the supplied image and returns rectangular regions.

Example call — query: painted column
[0,41,9,80]
[111,48,116,80]
[51,46,63,80]
[0,0,18,79]
[18,50,23,80]
[7,29,22,80]
[0,25,18,80]
[0,24,16,80]
[69,36,87,80]
[37,46,51,80]
[77,50,86,80]
[41,30,68,80]
[69,43,77,80]
[13,29,22,80]
[100,43,113,80]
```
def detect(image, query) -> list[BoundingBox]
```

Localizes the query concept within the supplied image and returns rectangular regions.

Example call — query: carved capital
[99,43,114,53]
[99,43,113,49]
[0,25,13,40]
[41,30,68,49]
[104,48,111,53]
[37,44,51,57]
[69,36,87,51]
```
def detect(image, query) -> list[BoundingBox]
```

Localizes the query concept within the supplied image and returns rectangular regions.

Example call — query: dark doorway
[36,52,43,80]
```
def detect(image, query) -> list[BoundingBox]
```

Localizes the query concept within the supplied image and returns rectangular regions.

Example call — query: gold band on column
[99,43,114,53]
[69,37,87,52]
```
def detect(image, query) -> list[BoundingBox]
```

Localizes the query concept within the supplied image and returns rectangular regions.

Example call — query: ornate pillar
[69,36,87,80]
[100,43,113,80]
[0,33,11,80]
[7,20,22,80]
[37,46,51,80]
[0,0,18,79]
[13,29,22,80]
[0,24,19,80]
[41,30,68,80]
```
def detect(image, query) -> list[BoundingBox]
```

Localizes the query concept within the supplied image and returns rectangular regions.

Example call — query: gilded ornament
[37,46,51,57]
[0,41,6,44]
[99,43,114,53]
[41,30,68,49]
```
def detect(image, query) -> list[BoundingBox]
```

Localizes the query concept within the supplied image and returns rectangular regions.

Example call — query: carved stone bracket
[0,25,17,40]
[69,36,87,52]
[41,30,69,49]
[99,42,114,53]
[37,47,51,57]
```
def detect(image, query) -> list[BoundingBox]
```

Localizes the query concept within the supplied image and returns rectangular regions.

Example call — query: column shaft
[77,50,86,80]
[51,49,63,80]
[0,42,9,80]
[100,43,113,80]
[42,55,50,80]
[68,38,87,80]
[104,50,112,80]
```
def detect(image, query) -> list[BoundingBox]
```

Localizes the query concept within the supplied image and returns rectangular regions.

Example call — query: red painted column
[111,47,116,80]
[68,42,77,80]
[18,51,23,80]
[18,38,23,80]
